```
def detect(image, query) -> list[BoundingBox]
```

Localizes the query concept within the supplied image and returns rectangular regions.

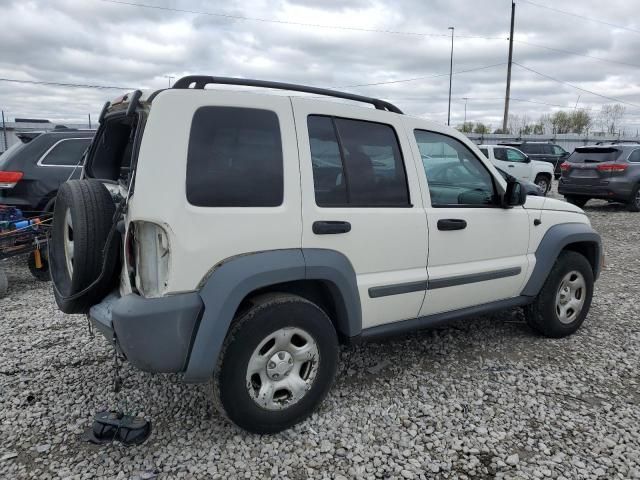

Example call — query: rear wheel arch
[183,249,361,382]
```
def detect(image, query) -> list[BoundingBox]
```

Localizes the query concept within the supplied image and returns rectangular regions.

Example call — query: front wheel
[524,251,594,338]
[534,174,551,195]
[214,294,339,433]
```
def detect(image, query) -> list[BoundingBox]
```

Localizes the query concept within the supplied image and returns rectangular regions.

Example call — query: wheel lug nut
[288,358,293,364]
[268,362,276,369]
[273,373,279,379]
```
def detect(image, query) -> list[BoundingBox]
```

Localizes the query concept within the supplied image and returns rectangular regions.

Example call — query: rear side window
[627,150,640,163]
[308,115,410,207]
[186,107,283,207]
[41,138,92,166]
[522,144,542,154]
[569,148,622,164]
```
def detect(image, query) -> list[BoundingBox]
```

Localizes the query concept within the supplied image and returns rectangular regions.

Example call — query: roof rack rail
[172,75,403,114]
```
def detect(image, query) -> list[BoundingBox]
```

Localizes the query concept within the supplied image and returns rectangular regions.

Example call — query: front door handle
[313,220,352,235]
[507,164,515,168]
[437,219,467,231]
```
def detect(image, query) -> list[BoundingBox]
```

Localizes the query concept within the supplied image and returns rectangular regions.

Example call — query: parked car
[478,144,553,194]
[48,77,601,433]
[558,143,640,211]
[495,167,544,196]
[499,141,570,179]
[0,126,94,212]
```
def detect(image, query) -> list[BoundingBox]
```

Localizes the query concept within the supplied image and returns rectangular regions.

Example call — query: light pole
[462,97,469,124]
[164,75,175,87]
[447,27,455,126]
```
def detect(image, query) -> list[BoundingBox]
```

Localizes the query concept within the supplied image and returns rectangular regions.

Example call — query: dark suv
[558,143,640,211]
[0,127,94,212]
[500,141,570,179]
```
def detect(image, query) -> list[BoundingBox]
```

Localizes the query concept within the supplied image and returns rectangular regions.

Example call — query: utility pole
[1,110,7,153]
[447,26,455,126]
[164,75,175,87]
[88,113,92,129]
[502,1,515,133]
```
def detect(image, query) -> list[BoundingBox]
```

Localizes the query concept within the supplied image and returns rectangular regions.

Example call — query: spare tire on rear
[50,180,120,314]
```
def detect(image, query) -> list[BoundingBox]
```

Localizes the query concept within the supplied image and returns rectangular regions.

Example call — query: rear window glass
[186,107,283,207]
[41,138,92,166]
[569,148,622,164]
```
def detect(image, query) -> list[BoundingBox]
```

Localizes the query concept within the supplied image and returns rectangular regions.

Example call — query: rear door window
[628,150,640,163]
[186,106,284,207]
[40,138,92,166]
[308,115,410,207]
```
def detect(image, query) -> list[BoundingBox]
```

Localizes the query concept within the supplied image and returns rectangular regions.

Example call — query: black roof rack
[172,75,403,114]
[594,140,640,145]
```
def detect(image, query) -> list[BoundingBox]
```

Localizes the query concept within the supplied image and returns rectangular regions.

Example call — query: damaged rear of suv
[49,76,602,433]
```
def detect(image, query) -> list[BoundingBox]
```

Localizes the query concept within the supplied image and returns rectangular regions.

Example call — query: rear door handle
[313,221,352,235]
[437,219,467,231]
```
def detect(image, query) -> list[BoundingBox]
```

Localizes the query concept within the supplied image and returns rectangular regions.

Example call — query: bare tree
[599,104,626,134]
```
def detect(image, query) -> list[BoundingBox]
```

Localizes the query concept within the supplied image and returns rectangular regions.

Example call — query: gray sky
[1,0,640,132]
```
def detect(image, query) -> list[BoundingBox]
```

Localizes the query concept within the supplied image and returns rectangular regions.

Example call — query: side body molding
[183,248,361,383]
[520,222,602,297]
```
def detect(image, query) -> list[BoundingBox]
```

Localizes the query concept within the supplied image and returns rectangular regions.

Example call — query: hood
[524,196,585,214]
[531,159,554,172]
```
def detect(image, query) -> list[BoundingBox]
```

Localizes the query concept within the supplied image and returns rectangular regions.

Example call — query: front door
[405,123,531,317]
[493,147,532,180]
[293,98,428,329]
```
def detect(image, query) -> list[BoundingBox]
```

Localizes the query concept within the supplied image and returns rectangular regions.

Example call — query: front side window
[414,130,496,207]
[186,107,283,207]
[41,138,92,166]
[494,148,508,161]
[308,115,410,207]
[506,148,527,162]
[553,145,567,156]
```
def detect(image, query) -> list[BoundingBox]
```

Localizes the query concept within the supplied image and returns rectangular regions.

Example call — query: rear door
[293,98,428,329]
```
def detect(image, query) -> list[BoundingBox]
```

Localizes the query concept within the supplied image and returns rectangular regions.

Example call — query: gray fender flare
[183,248,360,382]
[520,222,602,297]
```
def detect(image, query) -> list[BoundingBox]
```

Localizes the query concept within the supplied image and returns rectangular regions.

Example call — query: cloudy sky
[1,0,640,132]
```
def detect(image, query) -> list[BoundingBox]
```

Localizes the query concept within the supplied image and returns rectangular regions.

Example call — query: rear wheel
[524,251,594,338]
[534,174,551,194]
[564,196,589,208]
[28,249,50,281]
[0,268,7,298]
[213,294,339,434]
[627,184,640,212]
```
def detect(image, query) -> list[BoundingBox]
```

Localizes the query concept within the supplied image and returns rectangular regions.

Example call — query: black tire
[627,184,640,212]
[534,174,552,195]
[564,196,589,208]
[524,250,594,338]
[214,293,339,434]
[28,250,50,282]
[0,268,7,298]
[49,180,119,314]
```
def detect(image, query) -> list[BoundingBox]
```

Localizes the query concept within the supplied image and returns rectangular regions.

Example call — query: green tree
[473,122,491,134]
[458,121,475,133]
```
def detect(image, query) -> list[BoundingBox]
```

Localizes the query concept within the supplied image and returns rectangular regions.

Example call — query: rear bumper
[89,291,203,373]
[558,177,635,200]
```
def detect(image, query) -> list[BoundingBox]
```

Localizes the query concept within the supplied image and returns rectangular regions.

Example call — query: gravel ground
[1,190,639,479]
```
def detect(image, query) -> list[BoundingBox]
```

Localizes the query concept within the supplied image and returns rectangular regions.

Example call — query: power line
[512,62,640,109]
[337,62,506,88]
[519,0,640,35]
[514,39,640,69]
[97,0,503,40]
[0,77,135,90]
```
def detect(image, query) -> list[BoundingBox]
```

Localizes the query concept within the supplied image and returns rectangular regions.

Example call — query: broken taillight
[0,171,23,189]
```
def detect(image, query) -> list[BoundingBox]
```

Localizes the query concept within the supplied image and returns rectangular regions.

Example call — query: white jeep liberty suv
[49,76,602,434]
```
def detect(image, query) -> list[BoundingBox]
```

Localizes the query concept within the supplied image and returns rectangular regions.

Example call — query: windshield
[569,148,622,164]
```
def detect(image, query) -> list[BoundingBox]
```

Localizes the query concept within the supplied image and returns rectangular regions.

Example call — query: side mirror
[523,154,531,163]
[502,178,526,208]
